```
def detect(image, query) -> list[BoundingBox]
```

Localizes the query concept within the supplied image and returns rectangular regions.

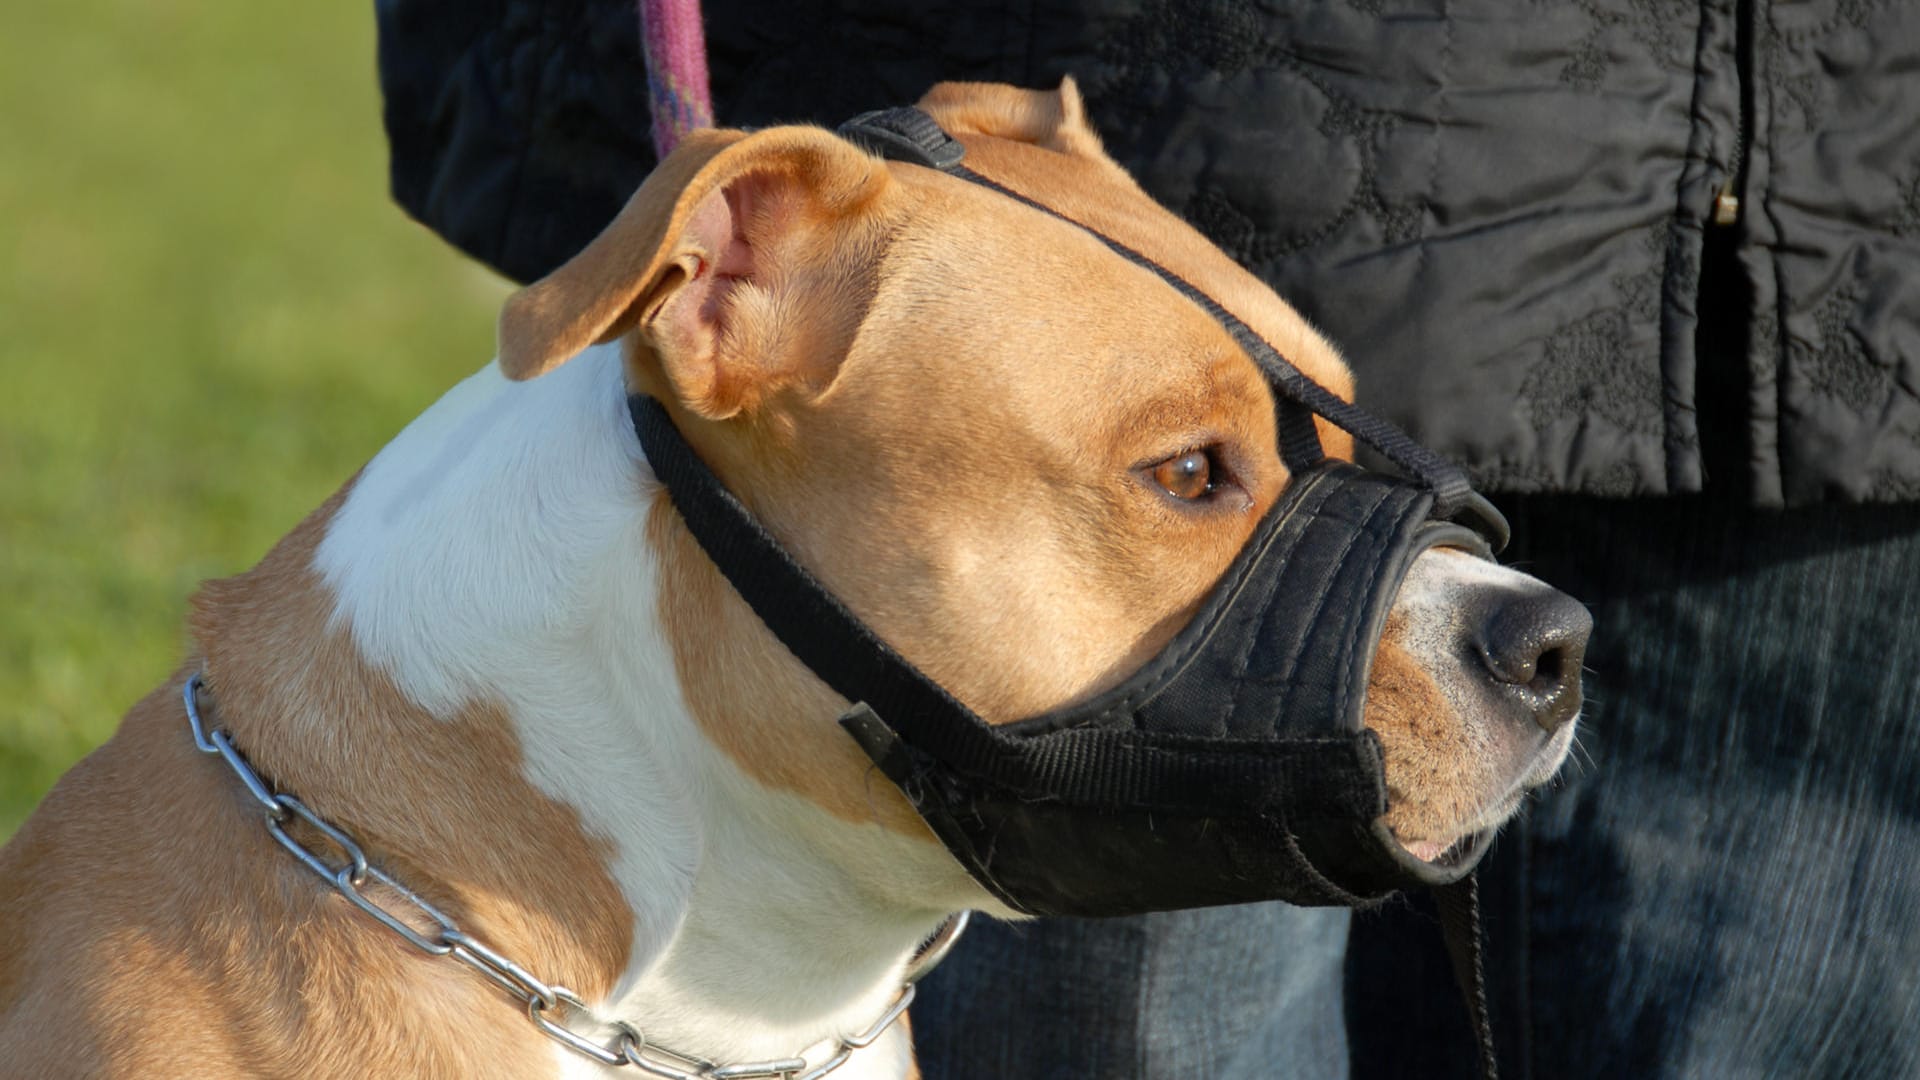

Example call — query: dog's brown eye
[1152,450,1214,501]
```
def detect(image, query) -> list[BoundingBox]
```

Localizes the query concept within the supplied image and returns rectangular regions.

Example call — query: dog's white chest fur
[315,345,950,1077]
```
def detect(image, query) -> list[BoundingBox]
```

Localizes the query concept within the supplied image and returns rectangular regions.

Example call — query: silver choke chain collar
[182,672,970,1079]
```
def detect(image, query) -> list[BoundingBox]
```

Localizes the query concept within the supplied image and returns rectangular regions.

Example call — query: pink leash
[638,0,715,158]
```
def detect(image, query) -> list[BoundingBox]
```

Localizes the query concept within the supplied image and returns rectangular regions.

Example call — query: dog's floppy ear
[497,126,890,417]
[917,77,1107,160]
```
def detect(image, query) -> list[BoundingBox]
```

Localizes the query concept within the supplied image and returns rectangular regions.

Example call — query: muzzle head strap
[638,104,1513,915]
[633,395,1380,816]
[838,105,1505,541]
[839,107,965,170]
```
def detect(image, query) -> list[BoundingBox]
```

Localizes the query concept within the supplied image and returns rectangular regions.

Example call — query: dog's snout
[1476,588,1592,733]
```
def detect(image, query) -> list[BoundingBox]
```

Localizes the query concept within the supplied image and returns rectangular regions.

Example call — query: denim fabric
[915,497,1920,1079]
[914,903,1350,1079]
[1348,497,1920,1079]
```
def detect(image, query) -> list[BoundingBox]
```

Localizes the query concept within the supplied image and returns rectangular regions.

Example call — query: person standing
[377,2,1920,1075]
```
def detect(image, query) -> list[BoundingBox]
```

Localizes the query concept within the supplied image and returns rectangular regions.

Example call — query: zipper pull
[1712,178,1741,227]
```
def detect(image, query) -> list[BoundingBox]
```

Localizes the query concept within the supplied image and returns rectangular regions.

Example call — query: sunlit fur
[0,78,1572,1078]
[1370,551,1580,853]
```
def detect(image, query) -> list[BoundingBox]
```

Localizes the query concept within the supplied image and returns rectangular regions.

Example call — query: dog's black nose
[1476,588,1592,733]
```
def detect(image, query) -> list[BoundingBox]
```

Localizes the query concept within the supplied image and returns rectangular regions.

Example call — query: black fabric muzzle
[629,107,1512,917]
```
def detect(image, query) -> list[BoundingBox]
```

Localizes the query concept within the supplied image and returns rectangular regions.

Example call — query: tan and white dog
[0,81,1585,1078]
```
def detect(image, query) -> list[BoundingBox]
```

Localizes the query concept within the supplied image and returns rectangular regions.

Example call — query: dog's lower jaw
[1389,719,1579,864]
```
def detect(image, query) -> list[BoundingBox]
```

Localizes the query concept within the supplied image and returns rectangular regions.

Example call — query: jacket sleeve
[376,0,1014,285]
[376,0,659,284]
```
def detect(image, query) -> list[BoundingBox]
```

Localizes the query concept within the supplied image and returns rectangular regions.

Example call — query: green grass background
[1,2,513,839]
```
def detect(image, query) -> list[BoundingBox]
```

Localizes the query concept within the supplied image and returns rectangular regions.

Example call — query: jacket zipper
[1713,130,1744,225]
[1713,0,1755,227]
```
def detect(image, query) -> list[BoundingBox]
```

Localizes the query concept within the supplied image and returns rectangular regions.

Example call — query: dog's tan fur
[0,490,631,1078]
[511,80,1469,848]
[1,79,1547,1077]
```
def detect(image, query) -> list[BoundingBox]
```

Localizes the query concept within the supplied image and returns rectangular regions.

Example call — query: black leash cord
[1435,873,1500,1080]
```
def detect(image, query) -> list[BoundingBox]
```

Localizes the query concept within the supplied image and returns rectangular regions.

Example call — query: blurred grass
[0,2,512,839]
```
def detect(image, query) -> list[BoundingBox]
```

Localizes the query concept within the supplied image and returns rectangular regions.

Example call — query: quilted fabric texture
[377,0,1920,505]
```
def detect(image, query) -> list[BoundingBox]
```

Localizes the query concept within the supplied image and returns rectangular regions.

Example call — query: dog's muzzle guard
[630,107,1512,918]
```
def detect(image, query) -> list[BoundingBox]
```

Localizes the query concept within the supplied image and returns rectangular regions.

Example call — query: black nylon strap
[631,395,1383,819]
[947,162,1470,514]
[838,108,965,170]
[1278,399,1327,473]
[842,104,1506,1070]
[838,106,1471,516]
[630,399,986,772]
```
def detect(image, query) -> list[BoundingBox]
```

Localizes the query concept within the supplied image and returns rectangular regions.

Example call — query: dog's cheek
[1363,634,1477,840]
[644,494,934,839]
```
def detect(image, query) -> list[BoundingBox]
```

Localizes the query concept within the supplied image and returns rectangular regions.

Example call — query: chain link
[182,673,966,1078]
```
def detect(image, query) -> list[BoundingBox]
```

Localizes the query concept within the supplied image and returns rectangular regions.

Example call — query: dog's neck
[280,345,954,1075]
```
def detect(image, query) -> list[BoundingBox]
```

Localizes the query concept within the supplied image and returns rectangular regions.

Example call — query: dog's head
[498,80,1585,889]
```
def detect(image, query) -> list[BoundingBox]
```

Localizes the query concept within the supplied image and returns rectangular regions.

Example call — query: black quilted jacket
[378,0,1920,505]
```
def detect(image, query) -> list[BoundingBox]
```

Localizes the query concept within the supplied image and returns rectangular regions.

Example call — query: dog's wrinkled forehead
[905,81,1358,456]
[868,173,1274,421]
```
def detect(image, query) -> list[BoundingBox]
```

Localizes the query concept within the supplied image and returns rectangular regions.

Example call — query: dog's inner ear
[632,172,817,420]
[496,128,890,419]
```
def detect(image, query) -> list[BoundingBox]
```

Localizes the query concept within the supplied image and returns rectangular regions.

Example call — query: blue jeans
[914,903,1350,1079]
[1349,497,1920,1079]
